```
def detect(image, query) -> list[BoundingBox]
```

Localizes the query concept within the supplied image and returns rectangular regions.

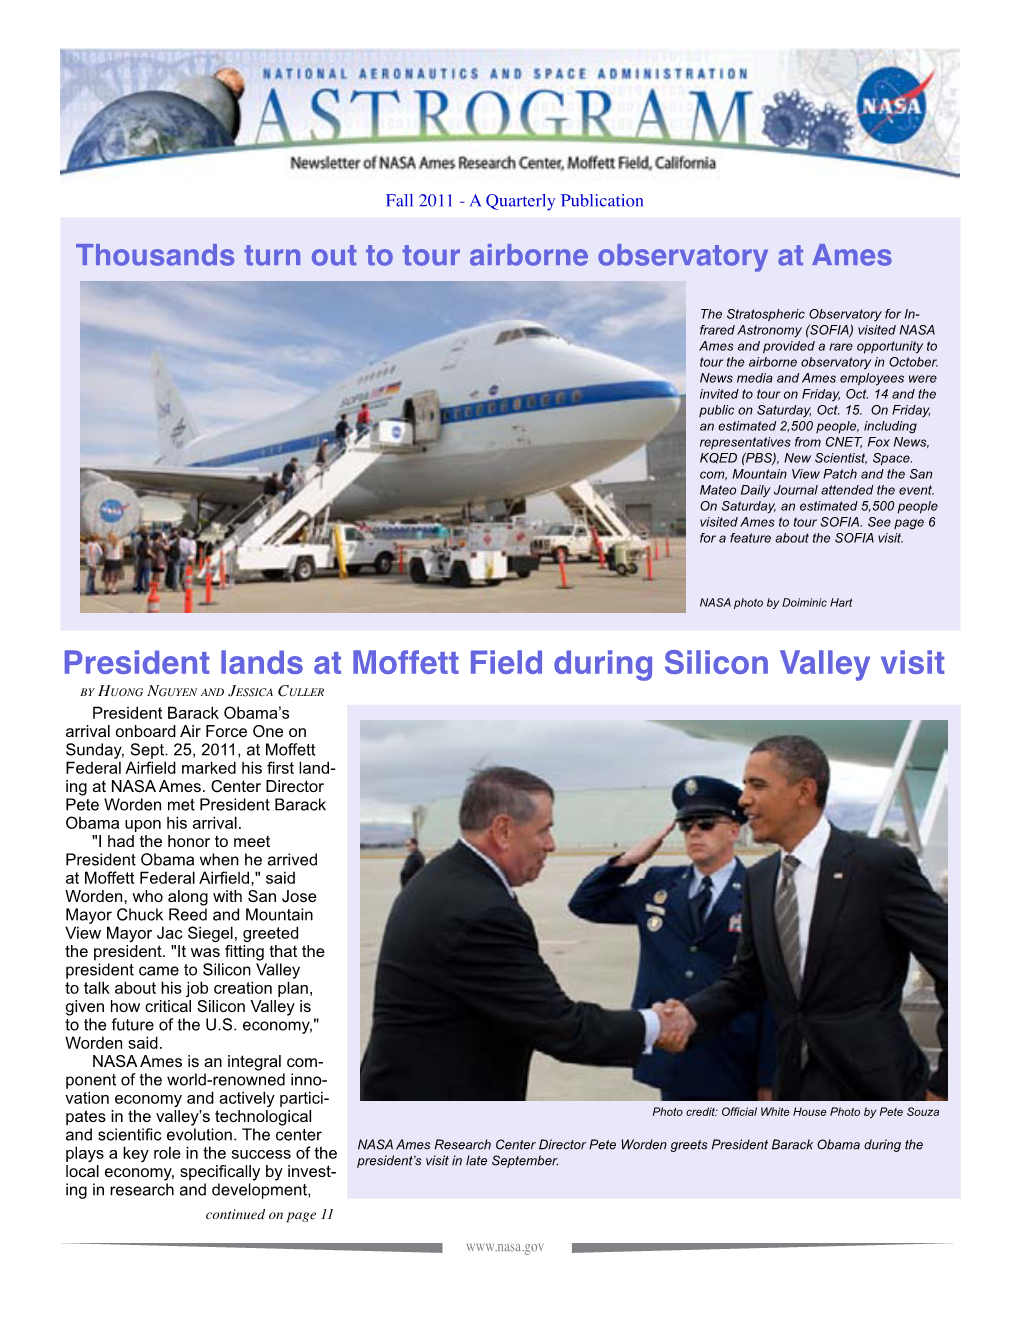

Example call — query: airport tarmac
[79,545,686,615]
[359,848,767,1102]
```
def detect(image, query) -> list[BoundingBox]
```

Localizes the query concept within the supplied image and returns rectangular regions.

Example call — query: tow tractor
[408,522,539,588]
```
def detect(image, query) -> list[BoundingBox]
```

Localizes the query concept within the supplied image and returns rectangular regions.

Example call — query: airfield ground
[78,543,686,615]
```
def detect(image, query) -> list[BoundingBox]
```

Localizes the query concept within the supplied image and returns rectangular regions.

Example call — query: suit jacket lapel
[673,868,696,938]
[700,864,743,940]
[801,827,853,999]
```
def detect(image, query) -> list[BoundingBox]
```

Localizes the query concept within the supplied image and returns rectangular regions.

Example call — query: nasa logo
[857,67,933,145]
[100,499,125,522]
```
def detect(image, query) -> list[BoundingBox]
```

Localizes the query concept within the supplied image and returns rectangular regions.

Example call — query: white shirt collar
[692,857,737,886]
[459,837,515,897]
[781,814,831,870]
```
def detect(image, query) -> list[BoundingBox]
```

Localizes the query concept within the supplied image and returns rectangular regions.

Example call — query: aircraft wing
[81,462,267,507]
[655,719,947,771]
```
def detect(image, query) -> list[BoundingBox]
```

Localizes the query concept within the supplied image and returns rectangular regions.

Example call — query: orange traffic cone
[645,545,654,580]
[146,582,160,613]
[201,565,215,607]
[557,547,573,590]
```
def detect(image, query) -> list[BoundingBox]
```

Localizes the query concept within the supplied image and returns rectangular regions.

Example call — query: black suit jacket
[685,826,948,1100]
[361,842,646,1100]
[399,848,425,887]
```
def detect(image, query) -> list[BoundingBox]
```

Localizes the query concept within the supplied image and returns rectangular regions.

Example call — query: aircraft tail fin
[152,351,199,464]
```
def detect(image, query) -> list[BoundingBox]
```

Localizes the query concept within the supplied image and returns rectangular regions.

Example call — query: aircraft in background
[658,718,949,876]
[80,319,680,534]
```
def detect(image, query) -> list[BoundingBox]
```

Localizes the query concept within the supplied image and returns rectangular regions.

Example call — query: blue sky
[79,280,686,484]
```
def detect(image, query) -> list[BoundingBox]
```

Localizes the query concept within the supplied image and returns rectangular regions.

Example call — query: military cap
[671,775,746,823]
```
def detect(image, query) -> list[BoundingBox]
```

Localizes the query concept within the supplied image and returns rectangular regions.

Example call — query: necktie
[692,875,713,931]
[774,854,801,994]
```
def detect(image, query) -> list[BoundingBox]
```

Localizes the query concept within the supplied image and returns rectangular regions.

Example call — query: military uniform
[569,775,775,1100]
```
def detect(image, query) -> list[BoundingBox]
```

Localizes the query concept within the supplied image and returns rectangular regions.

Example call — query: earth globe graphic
[67,90,233,171]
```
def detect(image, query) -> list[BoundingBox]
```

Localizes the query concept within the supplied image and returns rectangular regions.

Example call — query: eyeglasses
[678,816,726,833]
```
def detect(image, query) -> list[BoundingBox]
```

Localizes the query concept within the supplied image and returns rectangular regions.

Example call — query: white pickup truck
[530,522,595,562]
[341,525,398,576]
[240,523,398,582]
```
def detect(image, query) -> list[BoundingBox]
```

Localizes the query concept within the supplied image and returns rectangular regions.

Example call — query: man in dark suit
[569,776,774,1102]
[398,837,425,888]
[361,766,687,1101]
[674,736,948,1102]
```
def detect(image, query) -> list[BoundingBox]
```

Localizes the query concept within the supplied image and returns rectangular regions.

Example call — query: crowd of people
[81,414,371,597]
[81,527,205,596]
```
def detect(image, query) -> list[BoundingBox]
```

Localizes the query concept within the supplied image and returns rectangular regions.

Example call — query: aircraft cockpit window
[495,326,557,345]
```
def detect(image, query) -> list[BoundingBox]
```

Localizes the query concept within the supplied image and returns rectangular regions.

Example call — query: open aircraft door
[409,390,441,442]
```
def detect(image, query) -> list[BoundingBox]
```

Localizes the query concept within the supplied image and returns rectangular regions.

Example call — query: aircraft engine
[80,471,143,539]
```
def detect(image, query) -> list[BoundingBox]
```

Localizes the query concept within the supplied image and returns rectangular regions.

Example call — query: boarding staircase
[555,479,646,542]
[219,435,384,571]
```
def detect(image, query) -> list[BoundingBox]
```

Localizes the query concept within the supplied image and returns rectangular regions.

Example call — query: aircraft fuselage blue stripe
[188,378,679,470]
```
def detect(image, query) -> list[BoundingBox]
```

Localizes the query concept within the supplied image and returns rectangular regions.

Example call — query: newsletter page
[21,10,1002,1313]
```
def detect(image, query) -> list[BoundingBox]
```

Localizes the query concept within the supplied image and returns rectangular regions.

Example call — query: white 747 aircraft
[83,319,680,526]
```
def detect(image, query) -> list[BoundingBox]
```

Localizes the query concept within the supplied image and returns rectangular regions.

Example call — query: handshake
[651,1000,697,1053]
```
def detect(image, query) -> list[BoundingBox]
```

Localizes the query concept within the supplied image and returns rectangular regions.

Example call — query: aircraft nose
[614,370,680,440]
[597,351,681,434]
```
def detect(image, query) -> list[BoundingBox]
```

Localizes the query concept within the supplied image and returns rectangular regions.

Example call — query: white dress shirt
[687,857,738,917]
[459,838,660,1053]
[779,815,831,975]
